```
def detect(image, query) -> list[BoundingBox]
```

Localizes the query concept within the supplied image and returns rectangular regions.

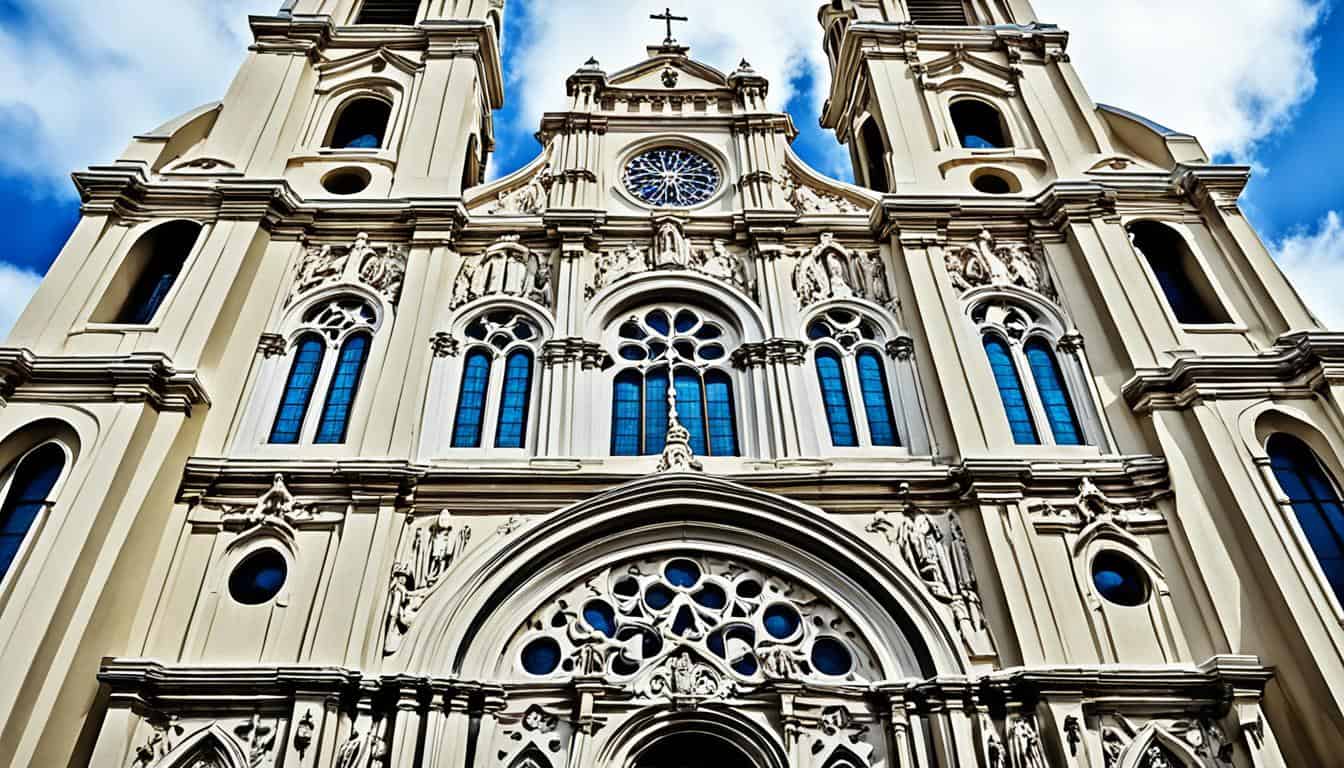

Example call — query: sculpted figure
[654,221,691,269]
[1007,719,1049,768]
[859,249,893,305]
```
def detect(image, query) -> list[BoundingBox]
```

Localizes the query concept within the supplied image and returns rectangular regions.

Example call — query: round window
[1091,550,1151,607]
[322,167,372,195]
[228,548,288,605]
[623,147,721,207]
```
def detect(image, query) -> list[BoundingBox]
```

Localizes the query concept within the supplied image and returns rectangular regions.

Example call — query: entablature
[0,348,211,415]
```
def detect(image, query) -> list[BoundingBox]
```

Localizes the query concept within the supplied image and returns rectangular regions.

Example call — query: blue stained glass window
[0,444,64,580]
[815,350,858,447]
[705,371,739,457]
[495,351,534,449]
[1025,340,1083,446]
[643,372,670,455]
[984,336,1039,445]
[1268,434,1344,601]
[316,334,371,444]
[674,370,707,456]
[857,351,899,447]
[452,350,493,448]
[269,335,326,445]
[611,372,643,456]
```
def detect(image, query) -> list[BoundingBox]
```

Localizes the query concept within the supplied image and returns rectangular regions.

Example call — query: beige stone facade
[0,0,1340,766]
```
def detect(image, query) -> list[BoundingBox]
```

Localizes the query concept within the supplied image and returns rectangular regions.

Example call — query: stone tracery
[510,553,880,689]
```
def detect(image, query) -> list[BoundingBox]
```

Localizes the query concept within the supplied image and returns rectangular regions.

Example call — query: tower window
[97,221,203,325]
[0,443,65,581]
[906,0,969,25]
[355,0,420,25]
[1267,434,1344,602]
[951,99,1009,149]
[327,97,392,150]
[1127,221,1231,325]
[858,118,890,193]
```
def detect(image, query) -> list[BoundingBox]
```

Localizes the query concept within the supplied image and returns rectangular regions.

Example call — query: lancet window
[609,306,740,458]
[806,309,901,449]
[1127,221,1232,326]
[1267,433,1344,602]
[96,220,202,325]
[972,300,1099,448]
[450,311,541,450]
[269,296,378,445]
[0,443,66,580]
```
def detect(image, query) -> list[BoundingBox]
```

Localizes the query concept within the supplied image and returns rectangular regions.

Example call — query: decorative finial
[657,348,703,473]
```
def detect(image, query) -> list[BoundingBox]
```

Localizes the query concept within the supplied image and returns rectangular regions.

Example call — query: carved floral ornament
[289,232,407,307]
[791,233,896,311]
[586,218,754,299]
[509,554,880,698]
[129,715,280,768]
[452,236,555,310]
[944,229,1057,302]
[1099,717,1235,768]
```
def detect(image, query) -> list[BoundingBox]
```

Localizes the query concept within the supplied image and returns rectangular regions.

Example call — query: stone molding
[1123,331,1344,412]
[0,348,210,414]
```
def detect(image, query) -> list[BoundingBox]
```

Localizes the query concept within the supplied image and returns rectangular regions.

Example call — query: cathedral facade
[0,0,1341,766]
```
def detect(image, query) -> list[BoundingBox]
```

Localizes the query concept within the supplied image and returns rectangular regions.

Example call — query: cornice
[1123,331,1344,413]
[0,348,210,415]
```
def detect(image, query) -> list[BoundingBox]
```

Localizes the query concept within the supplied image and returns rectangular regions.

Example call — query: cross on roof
[651,7,689,46]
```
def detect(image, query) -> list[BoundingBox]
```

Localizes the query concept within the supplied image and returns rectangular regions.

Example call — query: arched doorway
[634,732,755,768]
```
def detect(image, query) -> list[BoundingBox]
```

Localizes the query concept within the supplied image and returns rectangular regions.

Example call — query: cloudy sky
[0,0,1338,333]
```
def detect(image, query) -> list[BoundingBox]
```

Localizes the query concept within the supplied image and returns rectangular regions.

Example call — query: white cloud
[0,0,276,191]
[1273,211,1344,329]
[0,262,44,340]
[1032,0,1323,160]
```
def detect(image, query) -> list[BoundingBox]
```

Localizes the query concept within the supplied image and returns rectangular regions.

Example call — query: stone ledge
[0,348,211,415]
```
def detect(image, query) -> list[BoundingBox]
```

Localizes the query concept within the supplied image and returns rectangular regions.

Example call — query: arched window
[355,0,420,25]
[951,99,1009,149]
[608,306,740,458]
[327,97,392,150]
[315,333,372,444]
[1024,339,1082,446]
[858,117,890,193]
[462,135,482,190]
[1128,221,1230,325]
[984,335,1038,445]
[816,349,858,448]
[1267,434,1344,600]
[267,297,379,446]
[495,350,534,449]
[972,300,1101,449]
[806,309,904,449]
[270,334,325,445]
[451,311,542,451]
[636,733,755,768]
[0,444,65,580]
[96,221,203,325]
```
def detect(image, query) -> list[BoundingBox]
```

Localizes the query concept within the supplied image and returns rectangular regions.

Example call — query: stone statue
[653,221,692,269]
[487,163,552,215]
[1007,719,1049,768]
[858,249,893,306]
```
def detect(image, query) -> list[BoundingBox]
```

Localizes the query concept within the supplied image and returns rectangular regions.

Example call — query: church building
[0,0,1342,766]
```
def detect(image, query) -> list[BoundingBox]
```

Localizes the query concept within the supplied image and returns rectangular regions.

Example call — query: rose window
[623,147,721,208]
[513,554,878,685]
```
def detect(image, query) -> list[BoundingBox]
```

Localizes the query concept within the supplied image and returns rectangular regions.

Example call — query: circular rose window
[623,147,721,207]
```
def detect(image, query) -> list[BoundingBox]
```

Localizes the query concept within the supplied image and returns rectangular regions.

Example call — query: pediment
[316,46,422,79]
[917,47,1020,95]
[608,55,729,92]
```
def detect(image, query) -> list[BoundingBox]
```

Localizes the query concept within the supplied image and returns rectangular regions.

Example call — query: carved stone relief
[867,507,994,656]
[586,222,754,299]
[808,707,874,768]
[452,236,554,309]
[1006,718,1048,768]
[290,232,407,307]
[485,163,554,216]
[334,712,389,768]
[1029,478,1171,532]
[132,717,280,768]
[1100,716,1233,768]
[776,170,869,216]
[384,509,472,656]
[792,233,895,310]
[496,705,565,768]
[944,229,1056,301]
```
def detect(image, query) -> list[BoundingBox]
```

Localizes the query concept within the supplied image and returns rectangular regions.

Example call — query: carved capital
[887,336,915,361]
[257,333,287,358]
[430,332,461,358]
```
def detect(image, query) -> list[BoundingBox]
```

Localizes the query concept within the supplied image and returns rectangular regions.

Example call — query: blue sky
[0,0,1339,332]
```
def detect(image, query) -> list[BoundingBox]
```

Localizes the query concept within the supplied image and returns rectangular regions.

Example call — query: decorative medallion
[623,147,721,207]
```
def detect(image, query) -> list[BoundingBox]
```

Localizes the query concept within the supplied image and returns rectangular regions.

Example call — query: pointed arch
[156,723,249,768]
[508,746,553,768]
[1116,724,1202,768]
